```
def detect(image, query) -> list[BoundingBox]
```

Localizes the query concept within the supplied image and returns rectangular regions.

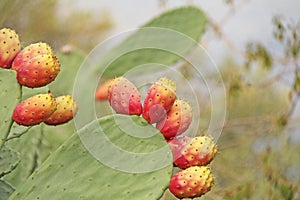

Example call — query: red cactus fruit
[168,135,217,169]
[169,166,214,199]
[108,77,142,115]
[12,93,57,126]
[16,53,60,88]
[142,77,176,124]
[95,79,114,101]
[12,42,52,71]
[156,99,192,139]
[0,28,21,68]
[44,95,78,125]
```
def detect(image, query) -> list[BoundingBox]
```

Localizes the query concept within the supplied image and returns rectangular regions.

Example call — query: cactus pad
[9,114,173,200]
[0,146,20,178]
[0,180,14,200]
[0,69,21,149]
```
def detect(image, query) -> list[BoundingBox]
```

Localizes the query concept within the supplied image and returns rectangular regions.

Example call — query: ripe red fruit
[142,77,176,123]
[108,77,142,115]
[156,99,192,139]
[11,42,60,88]
[95,79,114,101]
[12,42,52,71]
[12,93,57,126]
[16,53,60,88]
[168,135,217,169]
[44,95,78,125]
[0,28,21,68]
[169,166,214,199]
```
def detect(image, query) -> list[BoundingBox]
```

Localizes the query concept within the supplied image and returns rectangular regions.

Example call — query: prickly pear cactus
[4,124,44,188]
[0,180,14,200]
[9,115,173,200]
[0,69,21,149]
[49,50,85,95]
[4,50,85,188]
[1,6,208,200]
[101,6,207,77]
[0,146,20,178]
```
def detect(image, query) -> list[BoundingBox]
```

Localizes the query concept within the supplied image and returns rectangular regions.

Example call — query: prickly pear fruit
[12,93,57,126]
[168,135,217,169]
[142,77,176,123]
[44,95,78,125]
[108,77,142,115]
[16,53,60,88]
[169,166,214,199]
[156,99,192,139]
[12,42,52,71]
[0,28,21,68]
[95,79,114,101]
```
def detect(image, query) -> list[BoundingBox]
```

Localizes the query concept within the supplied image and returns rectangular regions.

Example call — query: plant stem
[0,119,14,150]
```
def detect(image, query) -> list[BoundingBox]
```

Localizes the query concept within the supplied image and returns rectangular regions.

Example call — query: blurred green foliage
[0,0,112,52]
[245,42,273,69]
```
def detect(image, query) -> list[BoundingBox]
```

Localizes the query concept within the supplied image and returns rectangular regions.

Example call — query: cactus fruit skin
[95,79,114,101]
[16,53,60,88]
[156,99,192,139]
[168,136,217,169]
[12,93,57,126]
[169,166,214,199]
[108,77,142,115]
[142,77,176,124]
[11,42,52,71]
[44,95,78,125]
[0,28,21,68]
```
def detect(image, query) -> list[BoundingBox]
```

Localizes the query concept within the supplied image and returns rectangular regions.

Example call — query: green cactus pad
[0,180,14,200]
[4,50,84,187]
[102,6,207,77]
[73,7,207,130]
[9,115,173,200]
[0,69,21,149]
[0,146,20,178]
[49,50,85,95]
[4,124,43,188]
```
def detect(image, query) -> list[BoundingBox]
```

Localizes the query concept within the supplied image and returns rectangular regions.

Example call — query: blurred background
[1,0,300,199]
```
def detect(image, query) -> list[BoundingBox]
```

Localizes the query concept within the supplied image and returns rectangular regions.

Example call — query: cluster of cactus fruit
[96,76,218,199]
[0,7,213,199]
[0,27,78,127]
